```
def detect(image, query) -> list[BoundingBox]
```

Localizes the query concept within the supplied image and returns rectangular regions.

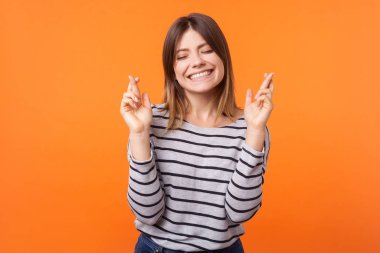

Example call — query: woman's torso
[133,103,248,251]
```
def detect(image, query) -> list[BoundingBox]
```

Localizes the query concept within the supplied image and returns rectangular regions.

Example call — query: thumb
[245,89,253,108]
[142,92,151,109]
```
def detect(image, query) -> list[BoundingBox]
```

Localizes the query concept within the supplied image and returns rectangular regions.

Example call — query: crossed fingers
[256,72,274,99]
[121,75,142,110]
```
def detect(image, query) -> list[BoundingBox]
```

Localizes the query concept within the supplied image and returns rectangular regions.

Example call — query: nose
[190,53,206,68]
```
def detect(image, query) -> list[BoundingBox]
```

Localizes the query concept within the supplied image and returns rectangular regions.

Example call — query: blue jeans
[134,232,245,253]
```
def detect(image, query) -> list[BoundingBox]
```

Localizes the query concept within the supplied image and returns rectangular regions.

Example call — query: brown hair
[161,12,240,130]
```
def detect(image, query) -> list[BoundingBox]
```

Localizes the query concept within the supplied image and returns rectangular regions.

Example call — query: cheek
[211,56,224,73]
[174,63,187,77]
[217,61,225,77]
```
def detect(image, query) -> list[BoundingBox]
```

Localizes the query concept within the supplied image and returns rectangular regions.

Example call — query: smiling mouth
[188,69,214,80]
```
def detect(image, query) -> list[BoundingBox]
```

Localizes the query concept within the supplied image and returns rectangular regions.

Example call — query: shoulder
[151,102,167,115]
[150,103,169,125]
[235,108,244,120]
[231,108,245,126]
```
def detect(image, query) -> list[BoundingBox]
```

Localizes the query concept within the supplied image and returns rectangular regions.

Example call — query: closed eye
[176,50,214,60]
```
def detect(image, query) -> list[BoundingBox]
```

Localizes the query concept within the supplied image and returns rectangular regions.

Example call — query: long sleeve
[225,126,271,223]
[127,138,165,225]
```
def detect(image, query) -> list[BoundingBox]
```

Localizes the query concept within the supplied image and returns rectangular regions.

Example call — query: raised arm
[120,75,165,225]
[225,72,274,223]
[225,126,270,223]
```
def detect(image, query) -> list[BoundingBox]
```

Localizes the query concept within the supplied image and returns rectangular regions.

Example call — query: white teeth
[189,70,211,80]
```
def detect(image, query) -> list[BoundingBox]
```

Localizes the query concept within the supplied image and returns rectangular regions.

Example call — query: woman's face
[173,29,224,96]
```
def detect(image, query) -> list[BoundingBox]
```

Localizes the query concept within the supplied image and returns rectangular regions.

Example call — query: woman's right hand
[120,75,152,134]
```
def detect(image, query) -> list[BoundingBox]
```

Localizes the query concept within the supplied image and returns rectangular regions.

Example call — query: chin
[185,84,220,94]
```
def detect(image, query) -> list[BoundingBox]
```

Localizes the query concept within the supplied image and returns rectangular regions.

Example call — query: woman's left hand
[244,72,275,130]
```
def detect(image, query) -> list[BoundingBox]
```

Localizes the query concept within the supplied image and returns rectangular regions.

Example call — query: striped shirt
[127,103,271,252]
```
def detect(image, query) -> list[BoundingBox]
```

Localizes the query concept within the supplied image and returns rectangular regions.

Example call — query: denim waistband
[138,232,243,253]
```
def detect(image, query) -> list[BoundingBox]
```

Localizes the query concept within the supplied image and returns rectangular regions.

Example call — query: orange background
[1,0,379,252]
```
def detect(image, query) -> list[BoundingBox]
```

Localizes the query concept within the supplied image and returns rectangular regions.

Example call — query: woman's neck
[185,92,218,123]
[183,89,243,127]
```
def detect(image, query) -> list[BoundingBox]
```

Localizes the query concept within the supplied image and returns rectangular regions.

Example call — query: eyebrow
[176,42,209,54]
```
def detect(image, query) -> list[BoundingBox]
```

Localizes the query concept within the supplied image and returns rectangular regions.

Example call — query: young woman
[120,13,274,253]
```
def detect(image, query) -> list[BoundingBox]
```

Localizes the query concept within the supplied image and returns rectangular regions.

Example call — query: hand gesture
[244,72,275,130]
[120,75,152,134]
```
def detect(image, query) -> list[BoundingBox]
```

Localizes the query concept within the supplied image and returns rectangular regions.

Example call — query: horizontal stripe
[227,188,262,201]
[164,183,225,196]
[226,208,259,224]
[239,157,263,169]
[129,185,161,197]
[152,115,247,130]
[128,192,164,207]
[137,229,208,251]
[242,146,264,158]
[235,168,262,178]
[225,200,261,213]
[129,164,155,175]
[155,146,238,162]
[153,115,247,130]
[151,124,245,140]
[153,224,243,244]
[150,135,242,151]
[152,113,244,123]
[161,216,240,232]
[129,174,158,185]
[128,199,163,219]
[219,125,247,130]
[160,171,229,184]
[231,178,261,190]
[156,159,234,173]
[152,112,246,127]
[129,155,153,165]
[166,194,224,208]
[165,205,226,221]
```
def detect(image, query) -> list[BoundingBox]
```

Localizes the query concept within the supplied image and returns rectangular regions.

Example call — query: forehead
[176,29,208,51]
